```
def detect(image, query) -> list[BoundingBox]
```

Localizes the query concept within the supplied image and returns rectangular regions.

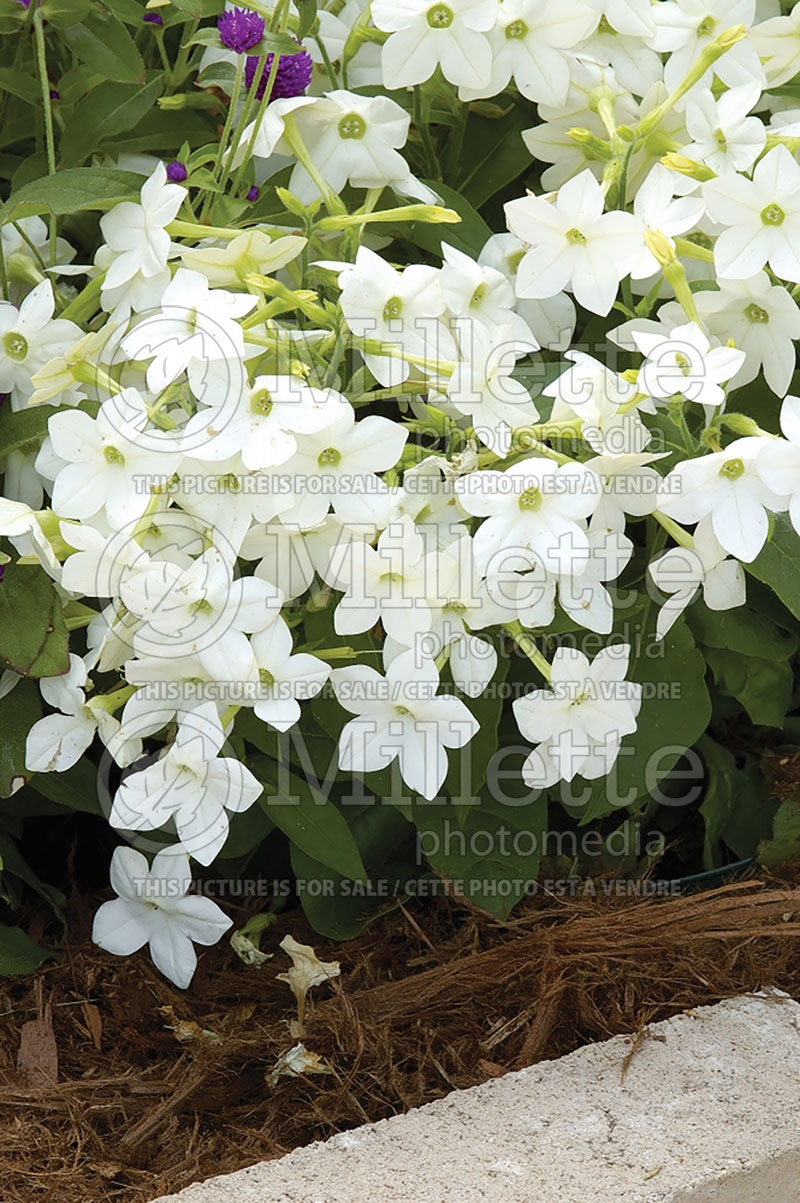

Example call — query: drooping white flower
[648,517,746,640]
[505,171,643,316]
[512,643,642,787]
[372,0,498,90]
[703,145,800,283]
[447,322,539,454]
[629,165,705,281]
[584,452,666,531]
[544,351,650,455]
[757,395,800,537]
[110,703,263,866]
[92,845,231,988]
[330,649,478,800]
[657,437,787,563]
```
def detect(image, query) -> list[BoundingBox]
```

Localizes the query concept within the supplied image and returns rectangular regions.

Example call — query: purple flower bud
[245,41,313,101]
[247,185,259,202]
[49,89,60,100]
[166,160,188,182]
[217,6,265,53]
[143,12,163,24]
[0,565,5,585]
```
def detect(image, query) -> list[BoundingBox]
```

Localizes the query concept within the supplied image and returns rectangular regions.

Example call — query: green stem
[414,85,440,180]
[504,621,552,682]
[229,52,282,198]
[33,12,57,268]
[209,54,247,187]
[60,272,105,322]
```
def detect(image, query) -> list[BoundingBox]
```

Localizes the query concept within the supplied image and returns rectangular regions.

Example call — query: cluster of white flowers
[3,0,800,985]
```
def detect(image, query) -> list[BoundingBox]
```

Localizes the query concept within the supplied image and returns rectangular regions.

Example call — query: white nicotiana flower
[458,0,597,105]
[703,145,800,283]
[681,83,765,176]
[657,437,787,563]
[478,233,577,351]
[110,703,263,866]
[98,162,184,292]
[512,644,642,787]
[92,845,231,988]
[544,351,650,455]
[330,649,479,800]
[650,0,765,93]
[505,171,643,316]
[648,517,746,640]
[440,243,536,344]
[372,0,498,90]
[757,395,800,537]
[447,322,539,454]
[629,165,705,281]
[633,321,746,409]
[0,280,81,403]
[333,515,435,641]
[750,0,800,87]
[693,273,800,397]
[25,654,142,772]
[584,452,667,532]
[249,616,330,731]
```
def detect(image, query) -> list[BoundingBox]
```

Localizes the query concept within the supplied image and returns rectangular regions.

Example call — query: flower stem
[504,621,552,682]
[33,12,57,268]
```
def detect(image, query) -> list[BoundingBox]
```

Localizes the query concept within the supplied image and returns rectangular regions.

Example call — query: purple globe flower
[247,185,259,202]
[166,160,188,182]
[0,565,5,586]
[217,6,265,53]
[143,11,162,24]
[245,41,313,101]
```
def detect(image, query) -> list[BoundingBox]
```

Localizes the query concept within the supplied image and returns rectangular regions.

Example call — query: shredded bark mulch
[2,873,800,1203]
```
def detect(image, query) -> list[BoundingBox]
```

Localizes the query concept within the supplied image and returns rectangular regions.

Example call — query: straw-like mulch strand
[1,875,800,1203]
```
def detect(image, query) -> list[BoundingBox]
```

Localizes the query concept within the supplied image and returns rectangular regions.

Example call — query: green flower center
[505,18,528,38]
[443,599,467,613]
[470,283,487,307]
[251,387,273,416]
[3,332,27,360]
[761,203,785,226]
[714,129,727,151]
[519,486,542,511]
[565,227,586,244]
[427,3,453,26]
[719,457,744,480]
[104,445,125,465]
[697,15,715,35]
[218,472,241,493]
[259,667,275,687]
[383,295,403,321]
[395,704,411,716]
[597,14,613,33]
[745,302,769,323]
[192,598,213,614]
[381,571,404,584]
[675,352,692,377]
[338,112,367,140]
[318,447,341,467]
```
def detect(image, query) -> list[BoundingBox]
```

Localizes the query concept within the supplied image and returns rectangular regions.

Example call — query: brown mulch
[1,873,800,1203]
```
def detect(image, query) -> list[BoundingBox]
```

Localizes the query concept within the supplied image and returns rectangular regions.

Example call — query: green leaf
[686,599,797,661]
[28,755,102,815]
[59,73,165,166]
[38,0,93,26]
[251,753,368,883]
[413,761,548,919]
[746,513,800,621]
[698,736,768,869]
[0,69,40,106]
[0,680,42,798]
[292,801,416,939]
[0,925,55,975]
[413,179,493,259]
[460,101,534,210]
[758,792,800,867]
[0,167,143,225]
[0,832,65,919]
[0,404,53,458]
[0,563,69,678]
[61,10,145,84]
[705,647,793,728]
[297,0,317,40]
[220,802,275,859]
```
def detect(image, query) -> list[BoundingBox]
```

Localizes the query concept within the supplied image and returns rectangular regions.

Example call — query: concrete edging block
[152,992,800,1203]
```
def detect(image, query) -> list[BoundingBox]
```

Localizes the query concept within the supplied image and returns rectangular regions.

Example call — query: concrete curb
[153,992,800,1203]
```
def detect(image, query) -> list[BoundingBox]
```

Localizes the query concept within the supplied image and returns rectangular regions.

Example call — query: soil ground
[2,871,800,1203]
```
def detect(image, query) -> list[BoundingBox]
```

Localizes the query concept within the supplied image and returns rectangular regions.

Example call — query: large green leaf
[460,101,535,210]
[251,753,367,883]
[413,179,493,259]
[698,736,769,869]
[705,647,793,729]
[0,563,69,678]
[687,599,797,661]
[28,755,101,814]
[0,681,42,798]
[0,69,40,106]
[758,792,800,867]
[0,168,143,224]
[59,73,165,166]
[0,832,65,919]
[61,10,145,84]
[746,514,800,621]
